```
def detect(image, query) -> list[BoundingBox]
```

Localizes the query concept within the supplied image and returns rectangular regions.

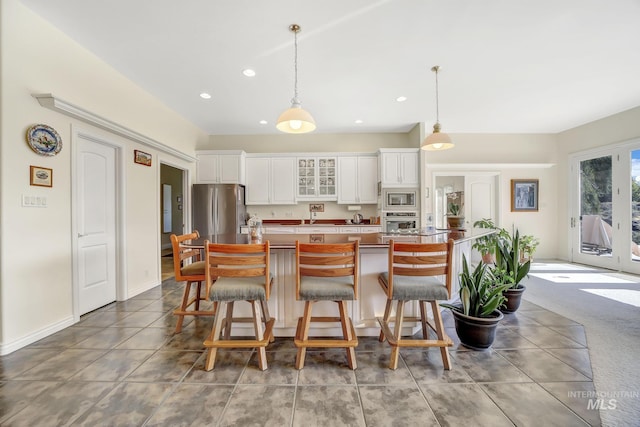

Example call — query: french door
[571,140,640,274]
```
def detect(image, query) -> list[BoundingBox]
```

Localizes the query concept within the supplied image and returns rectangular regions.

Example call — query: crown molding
[32,93,197,162]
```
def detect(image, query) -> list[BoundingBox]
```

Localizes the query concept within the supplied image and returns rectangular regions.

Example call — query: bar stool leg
[223,301,234,340]
[419,301,429,339]
[338,300,357,369]
[295,301,314,370]
[260,300,275,343]
[431,301,451,370]
[378,299,392,342]
[389,300,405,370]
[251,300,268,371]
[205,301,226,371]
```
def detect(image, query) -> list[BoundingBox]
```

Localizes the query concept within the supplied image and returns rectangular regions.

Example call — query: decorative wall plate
[26,124,62,156]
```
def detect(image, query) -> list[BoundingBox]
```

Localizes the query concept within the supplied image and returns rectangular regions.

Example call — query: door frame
[430,169,501,227]
[71,125,127,322]
[158,158,191,280]
[569,137,640,273]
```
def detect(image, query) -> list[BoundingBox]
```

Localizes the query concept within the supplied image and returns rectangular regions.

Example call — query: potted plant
[519,234,539,262]
[441,256,508,349]
[493,229,531,313]
[471,218,509,264]
[446,202,465,229]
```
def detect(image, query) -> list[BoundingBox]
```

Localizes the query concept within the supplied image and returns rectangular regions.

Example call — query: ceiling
[19,0,640,135]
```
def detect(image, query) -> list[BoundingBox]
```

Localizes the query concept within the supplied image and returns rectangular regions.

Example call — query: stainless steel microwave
[382,189,418,210]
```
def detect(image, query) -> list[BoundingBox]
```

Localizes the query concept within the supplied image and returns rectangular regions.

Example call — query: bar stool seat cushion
[180,260,205,276]
[209,273,273,302]
[299,276,355,301]
[378,272,448,301]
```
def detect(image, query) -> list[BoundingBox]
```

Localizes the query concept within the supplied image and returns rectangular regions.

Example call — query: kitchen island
[197,229,493,337]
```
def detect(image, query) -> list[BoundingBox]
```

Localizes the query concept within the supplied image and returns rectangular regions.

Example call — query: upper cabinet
[245,156,296,205]
[297,156,337,201]
[337,155,378,204]
[379,149,419,187]
[196,150,246,184]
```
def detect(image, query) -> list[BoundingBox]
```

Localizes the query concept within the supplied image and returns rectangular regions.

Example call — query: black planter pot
[451,309,504,350]
[502,285,526,313]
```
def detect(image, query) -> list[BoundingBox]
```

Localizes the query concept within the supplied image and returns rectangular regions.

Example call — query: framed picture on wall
[134,150,152,166]
[511,179,539,212]
[30,165,53,187]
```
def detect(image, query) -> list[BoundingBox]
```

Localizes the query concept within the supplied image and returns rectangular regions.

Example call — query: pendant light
[421,65,454,151]
[276,24,316,134]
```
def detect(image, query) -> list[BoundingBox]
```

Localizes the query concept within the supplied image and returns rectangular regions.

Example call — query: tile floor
[0,278,601,426]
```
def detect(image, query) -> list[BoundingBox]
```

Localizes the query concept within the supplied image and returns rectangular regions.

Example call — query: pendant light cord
[434,66,440,124]
[292,26,299,104]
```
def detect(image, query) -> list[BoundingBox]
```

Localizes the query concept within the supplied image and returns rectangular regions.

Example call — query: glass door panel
[627,149,640,267]
[579,155,613,259]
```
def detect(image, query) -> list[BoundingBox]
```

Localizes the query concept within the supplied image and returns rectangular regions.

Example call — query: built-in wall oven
[382,211,419,233]
[382,189,418,211]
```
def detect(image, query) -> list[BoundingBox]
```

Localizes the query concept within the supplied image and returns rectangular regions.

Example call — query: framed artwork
[511,179,539,212]
[30,165,53,187]
[309,203,324,212]
[134,150,152,166]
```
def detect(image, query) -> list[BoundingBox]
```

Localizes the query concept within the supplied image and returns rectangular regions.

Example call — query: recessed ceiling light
[259,120,268,125]
[243,69,256,77]
[355,119,363,124]
[396,96,407,102]
[200,92,212,99]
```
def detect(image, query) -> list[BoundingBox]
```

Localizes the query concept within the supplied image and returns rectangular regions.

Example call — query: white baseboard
[0,315,75,356]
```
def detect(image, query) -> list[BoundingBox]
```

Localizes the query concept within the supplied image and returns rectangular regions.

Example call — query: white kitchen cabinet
[245,156,296,205]
[297,156,337,201]
[379,149,419,187]
[337,155,378,204]
[196,150,245,184]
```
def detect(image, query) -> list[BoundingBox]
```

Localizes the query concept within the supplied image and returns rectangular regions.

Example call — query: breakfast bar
[195,229,493,337]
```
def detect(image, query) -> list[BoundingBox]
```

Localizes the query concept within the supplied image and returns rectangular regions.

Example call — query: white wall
[0,0,207,353]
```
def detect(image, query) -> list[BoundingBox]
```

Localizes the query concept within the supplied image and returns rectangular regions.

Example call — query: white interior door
[465,174,499,228]
[76,136,117,314]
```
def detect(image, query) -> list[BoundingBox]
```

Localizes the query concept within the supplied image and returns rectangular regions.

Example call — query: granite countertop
[262,219,377,226]
[193,229,495,249]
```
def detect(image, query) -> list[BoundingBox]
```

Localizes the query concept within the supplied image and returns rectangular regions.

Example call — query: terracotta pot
[481,253,495,264]
[446,216,465,229]
[502,285,526,313]
[451,309,503,350]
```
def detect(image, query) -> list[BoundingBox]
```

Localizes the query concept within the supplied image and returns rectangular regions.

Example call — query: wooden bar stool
[170,231,215,333]
[203,241,275,371]
[378,239,454,370]
[294,241,359,370]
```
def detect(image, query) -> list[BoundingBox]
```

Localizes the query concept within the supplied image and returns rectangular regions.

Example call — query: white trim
[0,316,74,356]
[33,93,197,163]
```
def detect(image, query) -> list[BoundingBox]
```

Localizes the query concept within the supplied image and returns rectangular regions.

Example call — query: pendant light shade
[277,24,316,134]
[421,65,454,151]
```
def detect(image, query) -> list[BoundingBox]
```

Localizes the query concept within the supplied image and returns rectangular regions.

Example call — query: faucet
[309,211,316,225]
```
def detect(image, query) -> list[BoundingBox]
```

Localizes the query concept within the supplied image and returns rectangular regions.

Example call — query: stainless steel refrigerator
[192,184,247,235]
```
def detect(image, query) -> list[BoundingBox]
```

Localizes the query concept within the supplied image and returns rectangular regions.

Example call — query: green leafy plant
[518,234,540,260]
[471,218,509,257]
[441,255,508,317]
[493,229,531,289]
[447,202,461,216]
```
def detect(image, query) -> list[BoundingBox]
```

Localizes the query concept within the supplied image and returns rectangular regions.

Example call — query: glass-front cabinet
[297,156,337,200]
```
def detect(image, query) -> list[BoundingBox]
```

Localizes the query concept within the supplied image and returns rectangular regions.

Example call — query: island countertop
[194,229,494,249]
